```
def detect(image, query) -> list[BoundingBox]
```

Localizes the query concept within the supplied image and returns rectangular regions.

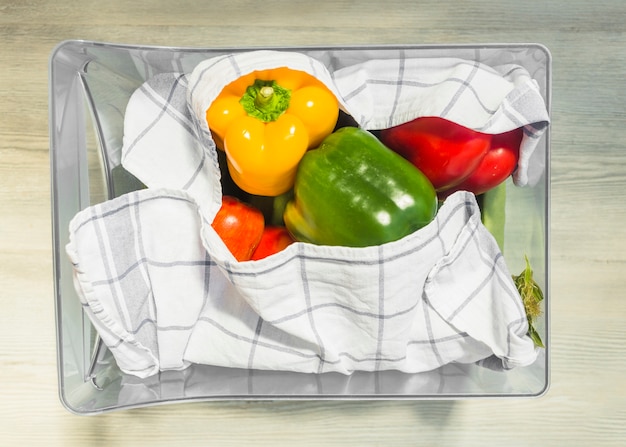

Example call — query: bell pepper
[438,127,523,198]
[379,116,492,192]
[251,226,296,260]
[379,117,523,198]
[284,127,437,247]
[206,68,340,196]
[211,196,265,261]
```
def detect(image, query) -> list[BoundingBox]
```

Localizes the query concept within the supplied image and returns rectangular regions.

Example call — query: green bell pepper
[284,127,438,247]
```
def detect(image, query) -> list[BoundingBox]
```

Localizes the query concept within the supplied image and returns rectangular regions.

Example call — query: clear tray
[49,40,551,414]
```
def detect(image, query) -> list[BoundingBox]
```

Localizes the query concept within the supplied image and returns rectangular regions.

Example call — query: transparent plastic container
[49,40,551,414]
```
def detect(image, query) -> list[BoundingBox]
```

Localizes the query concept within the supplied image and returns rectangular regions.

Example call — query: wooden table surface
[2,0,625,445]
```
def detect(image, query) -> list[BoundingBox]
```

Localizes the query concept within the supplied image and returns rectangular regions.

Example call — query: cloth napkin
[329,55,550,187]
[67,50,550,379]
[67,188,535,378]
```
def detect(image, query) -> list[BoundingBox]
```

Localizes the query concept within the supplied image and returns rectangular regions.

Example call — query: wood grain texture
[1,0,625,445]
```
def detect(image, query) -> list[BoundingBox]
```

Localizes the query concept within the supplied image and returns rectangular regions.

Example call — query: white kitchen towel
[329,56,550,187]
[187,190,535,374]
[121,72,222,222]
[66,189,209,377]
[67,188,537,378]
[120,50,550,224]
[67,50,549,378]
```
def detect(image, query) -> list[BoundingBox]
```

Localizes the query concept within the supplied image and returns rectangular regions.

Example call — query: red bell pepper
[211,196,265,261]
[439,127,523,198]
[379,116,523,198]
[379,117,492,192]
[251,226,296,260]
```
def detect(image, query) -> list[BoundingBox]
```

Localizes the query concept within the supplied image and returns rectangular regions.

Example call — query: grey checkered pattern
[329,54,550,186]
[67,188,537,378]
[67,50,549,378]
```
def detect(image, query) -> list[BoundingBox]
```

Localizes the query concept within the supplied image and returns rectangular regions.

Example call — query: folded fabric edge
[65,235,161,379]
[477,348,539,371]
[63,190,208,379]
[422,195,539,372]
[119,72,224,223]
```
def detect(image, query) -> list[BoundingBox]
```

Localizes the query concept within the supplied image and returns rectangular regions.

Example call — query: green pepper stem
[240,79,291,122]
[256,86,275,107]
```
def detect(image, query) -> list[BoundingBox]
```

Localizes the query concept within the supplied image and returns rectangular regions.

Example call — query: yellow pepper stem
[240,79,291,122]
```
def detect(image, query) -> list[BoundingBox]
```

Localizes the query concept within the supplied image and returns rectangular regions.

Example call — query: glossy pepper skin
[211,196,265,261]
[250,226,296,260]
[379,116,492,192]
[379,117,523,198]
[206,68,339,197]
[284,127,438,247]
[438,127,523,198]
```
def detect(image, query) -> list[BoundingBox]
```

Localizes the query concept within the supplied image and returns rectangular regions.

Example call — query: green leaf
[512,255,545,349]
[528,325,545,349]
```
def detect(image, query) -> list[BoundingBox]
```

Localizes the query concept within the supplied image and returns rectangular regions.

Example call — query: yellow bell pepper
[206,67,339,196]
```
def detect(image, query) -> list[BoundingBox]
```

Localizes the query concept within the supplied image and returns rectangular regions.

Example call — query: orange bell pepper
[206,68,339,196]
